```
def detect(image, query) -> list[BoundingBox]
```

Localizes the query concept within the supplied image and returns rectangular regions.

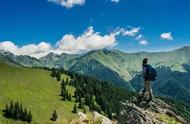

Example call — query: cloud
[111,0,120,3]
[135,34,143,40]
[48,0,85,8]
[119,27,140,36]
[0,26,144,58]
[139,40,148,46]
[0,41,52,58]
[57,26,117,54]
[160,32,173,40]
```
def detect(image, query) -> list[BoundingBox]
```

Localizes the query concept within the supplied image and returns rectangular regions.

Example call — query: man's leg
[146,80,153,99]
[138,80,147,102]
[142,80,147,95]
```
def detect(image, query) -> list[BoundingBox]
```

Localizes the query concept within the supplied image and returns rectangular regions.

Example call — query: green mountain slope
[1,46,190,103]
[0,62,78,124]
[69,59,131,89]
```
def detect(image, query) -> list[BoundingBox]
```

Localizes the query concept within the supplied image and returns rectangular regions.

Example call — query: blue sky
[0,0,190,57]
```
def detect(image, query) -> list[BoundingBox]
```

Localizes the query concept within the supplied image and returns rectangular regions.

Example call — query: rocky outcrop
[73,111,113,124]
[78,112,87,122]
[117,98,186,124]
[93,111,112,124]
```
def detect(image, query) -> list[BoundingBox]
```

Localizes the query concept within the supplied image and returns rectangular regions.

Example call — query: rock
[93,111,112,124]
[78,112,87,121]
[117,98,187,124]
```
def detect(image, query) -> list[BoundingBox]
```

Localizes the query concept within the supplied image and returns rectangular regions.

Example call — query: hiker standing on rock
[139,58,157,102]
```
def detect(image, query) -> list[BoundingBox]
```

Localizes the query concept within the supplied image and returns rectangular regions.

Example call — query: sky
[0,0,190,58]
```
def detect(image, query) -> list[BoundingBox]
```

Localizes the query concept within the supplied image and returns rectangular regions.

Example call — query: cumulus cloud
[111,0,120,3]
[160,32,173,40]
[48,0,85,8]
[139,40,148,46]
[0,41,52,58]
[0,26,145,58]
[57,26,117,54]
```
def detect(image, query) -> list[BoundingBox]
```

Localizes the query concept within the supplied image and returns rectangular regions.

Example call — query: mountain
[38,46,190,104]
[1,62,188,124]
[1,46,190,104]
[39,52,61,68]
[0,50,43,67]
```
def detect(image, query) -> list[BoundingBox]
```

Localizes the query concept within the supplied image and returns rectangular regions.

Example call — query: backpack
[145,64,157,81]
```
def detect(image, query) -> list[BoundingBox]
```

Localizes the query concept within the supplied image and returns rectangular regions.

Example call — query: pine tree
[51,110,58,121]
[23,108,28,121]
[66,77,69,84]
[72,104,77,113]
[83,107,86,114]
[78,98,84,109]
[61,79,65,88]
[56,72,61,81]
[5,103,10,117]
[27,110,32,122]
[14,102,19,120]
[50,69,56,77]
[19,103,24,121]
[68,94,72,101]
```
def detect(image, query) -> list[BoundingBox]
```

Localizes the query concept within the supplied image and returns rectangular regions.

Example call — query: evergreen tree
[83,107,86,114]
[4,101,32,122]
[61,79,65,88]
[56,72,61,81]
[50,69,56,77]
[68,94,72,101]
[51,110,58,121]
[66,77,69,84]
[78,98,84,109]
[27,110,32,122]
[72,104,77,113]
[23,108,28,121]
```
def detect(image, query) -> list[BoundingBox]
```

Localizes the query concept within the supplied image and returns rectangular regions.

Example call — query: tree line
[50,68,137,119]
[4,101,32,122]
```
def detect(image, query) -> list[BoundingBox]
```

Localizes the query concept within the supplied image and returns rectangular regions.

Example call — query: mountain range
[1,46,190,104]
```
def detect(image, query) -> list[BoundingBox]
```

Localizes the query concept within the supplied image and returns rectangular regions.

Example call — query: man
[139,58,155,102]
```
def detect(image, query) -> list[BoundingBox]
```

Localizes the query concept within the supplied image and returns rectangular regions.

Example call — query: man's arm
[141,66,146,77]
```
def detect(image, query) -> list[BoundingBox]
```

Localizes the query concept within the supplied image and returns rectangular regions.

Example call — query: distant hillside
[0,50,43,67]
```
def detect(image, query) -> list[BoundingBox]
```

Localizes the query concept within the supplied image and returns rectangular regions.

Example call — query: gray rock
[117,98,186,124]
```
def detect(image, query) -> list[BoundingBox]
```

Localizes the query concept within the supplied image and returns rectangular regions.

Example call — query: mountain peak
[44,52,60,57]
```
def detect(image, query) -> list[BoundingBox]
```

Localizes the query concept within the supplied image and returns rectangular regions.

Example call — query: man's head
[143,58,148,65]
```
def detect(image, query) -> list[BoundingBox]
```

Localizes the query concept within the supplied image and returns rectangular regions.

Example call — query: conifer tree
[51,110,57,121]
[78,98,84,109]
[72,104,77,113]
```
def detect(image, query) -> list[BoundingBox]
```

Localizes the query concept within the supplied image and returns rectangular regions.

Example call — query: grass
[0,62,83,124]
[157,114,182,124]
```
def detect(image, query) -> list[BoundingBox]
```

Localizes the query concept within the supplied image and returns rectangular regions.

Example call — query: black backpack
[146,64,157,81]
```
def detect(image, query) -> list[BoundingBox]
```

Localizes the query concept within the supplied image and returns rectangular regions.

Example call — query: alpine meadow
[1,0,190,124]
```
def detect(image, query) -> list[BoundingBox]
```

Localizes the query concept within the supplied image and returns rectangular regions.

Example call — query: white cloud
[48,0,85,8]
[119,27,140,37]
[111,0,120,3]
[139,40,148,46]
[57,26,117,54]
[0,26,144,58]
[160,32,173,40]
[0,41,52,58]
[135,34,143,40]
